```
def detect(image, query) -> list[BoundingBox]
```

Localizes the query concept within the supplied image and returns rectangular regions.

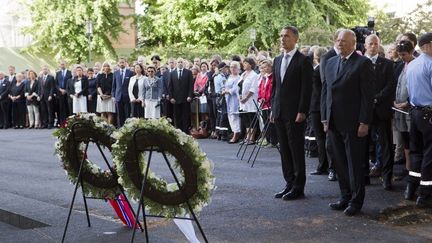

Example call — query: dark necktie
[337,57,347,75]
[179,69,183,79]
[121,70,124,84]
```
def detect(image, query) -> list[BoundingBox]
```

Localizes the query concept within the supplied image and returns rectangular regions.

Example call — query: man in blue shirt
[405,32,432,207]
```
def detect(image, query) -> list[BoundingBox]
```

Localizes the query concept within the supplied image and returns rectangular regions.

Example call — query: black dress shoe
[329,201,349,210]
[383,180,392,191]
[344,206,360,216]
[310,170,326,175]
[416,195,432,208]
[282,190,305,200]
[274,185,292,199]
[364,176,371,186]
[404,183,418,201]
[328,170,337,181]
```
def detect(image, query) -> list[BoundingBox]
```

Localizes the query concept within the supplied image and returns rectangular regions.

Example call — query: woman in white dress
[143,65,162,119]
[222,61,241,143]
[96,62,116,124]
[67,66,88,114]
[128,63,145,118]
[239,57,259,144]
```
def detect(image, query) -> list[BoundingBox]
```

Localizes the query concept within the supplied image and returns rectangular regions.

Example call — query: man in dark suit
[162,58,177,121]
[39,66,55,128]
[271,26,313,201]
[363,34,397,190]
[0,72,11,129]
[55,61,72,126]
[319,29,343,182]
[169,57,194,134]
[321,29,375,216]
[112,57,134,127]
[7,66,16,128]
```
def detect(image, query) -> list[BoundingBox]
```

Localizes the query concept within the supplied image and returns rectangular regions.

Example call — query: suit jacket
[38,75,55,100]
[393,60,404,80]
[0,79,11,101]
[310,66,322,112]
[372,56,396,121]
[168,69,194,104]
[321,52,375,132]
[162,71,170,97]
[67,76,89,97]
[271,50,313,121]
[25,80,40,105]
[55,69,72,92]
[319,48,337,82]
[112,69,134,102]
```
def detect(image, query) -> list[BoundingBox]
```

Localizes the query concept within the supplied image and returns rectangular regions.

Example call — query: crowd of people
[1,25,432,217]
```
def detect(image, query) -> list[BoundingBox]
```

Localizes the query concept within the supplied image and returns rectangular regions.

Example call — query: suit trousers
[116,99,130,127]
[275,119,306,192]
[328,128,367,209]
[207,96,216,132]
[57,94,69,125]
[371,119,394,181]
[12,101,26,127]
[40,98,54,127]
[408,109,432,196]
[174,102,191,134]
[310,112,329,172]
[0,100,11,128]
[162,99,174,121]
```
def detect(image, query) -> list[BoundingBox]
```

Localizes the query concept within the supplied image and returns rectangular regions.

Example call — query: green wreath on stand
[53,113,121,199]
[112,118,215,218]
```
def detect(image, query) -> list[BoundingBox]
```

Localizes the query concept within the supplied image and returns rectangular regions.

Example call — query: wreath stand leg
[61,141,90,243]
[62,123,144,243]
[130,141,209,243]
[236,100,263,160]
[248,115,271,167]
[94,143,144,232]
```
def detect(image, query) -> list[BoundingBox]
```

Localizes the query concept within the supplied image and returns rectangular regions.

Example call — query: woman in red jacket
[258,59,277,146]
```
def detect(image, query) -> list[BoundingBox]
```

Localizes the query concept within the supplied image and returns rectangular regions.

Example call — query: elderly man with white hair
[321,29,375,216]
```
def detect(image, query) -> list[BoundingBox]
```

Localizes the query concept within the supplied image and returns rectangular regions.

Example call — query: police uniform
[405,33,432,206]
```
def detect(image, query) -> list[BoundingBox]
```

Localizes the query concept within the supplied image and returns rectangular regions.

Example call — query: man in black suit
[271,26,313,200]
[7,66,16,128]
[363,34,396,190]
[0,72,11,129]
[319,29,343,182]
[162,58,177,121]
[39,66,55,128]
[321,29,375,216]
[55,61,72,126]
[112,57,134,127]
[169,58,194,134]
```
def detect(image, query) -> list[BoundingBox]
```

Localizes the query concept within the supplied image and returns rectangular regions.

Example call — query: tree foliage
[137,0,369,53]
[373,0,432,44]
[22,0,126,63]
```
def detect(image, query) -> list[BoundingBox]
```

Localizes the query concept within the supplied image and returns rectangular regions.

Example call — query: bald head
[336,30,356,57]
[365,34,380,57]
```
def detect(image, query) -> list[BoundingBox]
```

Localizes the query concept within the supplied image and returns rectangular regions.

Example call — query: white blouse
[240,70,259,112]
[128,75,145,101]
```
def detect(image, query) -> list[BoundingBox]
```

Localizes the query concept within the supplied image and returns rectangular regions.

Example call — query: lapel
[275,55,281,85]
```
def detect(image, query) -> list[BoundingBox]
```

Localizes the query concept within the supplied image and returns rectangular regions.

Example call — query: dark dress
[131,81,144,118]
[10,82,26,127]
[87,77,97,113]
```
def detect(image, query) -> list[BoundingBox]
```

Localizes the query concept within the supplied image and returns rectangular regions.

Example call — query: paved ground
[0,129,432,242]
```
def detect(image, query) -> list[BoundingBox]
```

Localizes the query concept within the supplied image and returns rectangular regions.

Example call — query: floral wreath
[112,118,215,217]
[53,113,121,199]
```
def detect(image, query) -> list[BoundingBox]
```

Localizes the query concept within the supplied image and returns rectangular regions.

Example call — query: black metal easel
[61,122,143,243]
[236,100,264,160]
[130,128,208,243]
